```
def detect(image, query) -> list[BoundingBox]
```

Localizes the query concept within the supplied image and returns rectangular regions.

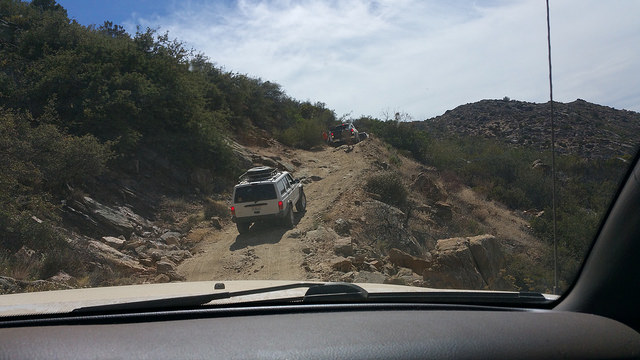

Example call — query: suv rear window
[234,184,277,203]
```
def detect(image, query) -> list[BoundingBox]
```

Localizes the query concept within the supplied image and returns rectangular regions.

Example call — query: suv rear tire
[296,190,307,212]
[283,205,295,228]
[236,221,250,234]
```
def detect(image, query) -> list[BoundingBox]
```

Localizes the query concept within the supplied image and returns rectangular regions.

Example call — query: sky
[57,0,640,120]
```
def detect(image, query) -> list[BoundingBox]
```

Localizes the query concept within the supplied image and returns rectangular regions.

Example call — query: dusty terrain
[177,138,544,289]
[178,140,376,281]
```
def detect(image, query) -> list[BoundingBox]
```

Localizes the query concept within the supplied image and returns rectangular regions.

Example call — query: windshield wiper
[72,283,548,314]
[361,290,549,306]
[71,282,328,313]
[303,286,548,305]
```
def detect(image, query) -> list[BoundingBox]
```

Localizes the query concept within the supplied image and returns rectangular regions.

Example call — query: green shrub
[204,198,229,219]
[365,173,408,208]
[277,117,325,150]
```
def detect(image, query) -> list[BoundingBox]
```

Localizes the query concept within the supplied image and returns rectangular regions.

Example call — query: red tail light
[278,201,283,210]
[331,132,334,137]
[351,128,354,132]
[230,206,235,216]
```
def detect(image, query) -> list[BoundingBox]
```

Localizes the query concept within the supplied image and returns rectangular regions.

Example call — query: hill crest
[413,99,640,159]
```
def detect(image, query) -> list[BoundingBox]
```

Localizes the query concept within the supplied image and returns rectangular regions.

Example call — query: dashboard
[1,304,639,359]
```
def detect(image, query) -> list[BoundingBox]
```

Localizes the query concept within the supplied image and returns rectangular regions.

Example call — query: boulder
[331,257,353,272]
[306,226,338,243]
[81,196,152,236]
[160,232,181,245]
[87,240,146,273]
[433,201,453,220]
[156,259,177,274]
[412,173,446,202]
[101,236,126,250]
[423,237,484,289]
[388,248,431,275]
[422,235,506,290]
[334,218,351,236]
[333,237,354,257]
[362,200,422,256]
[467,235,504,287]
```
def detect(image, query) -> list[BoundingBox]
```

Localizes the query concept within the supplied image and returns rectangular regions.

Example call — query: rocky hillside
[178,137,547,292]
[412,99,640,159]
[2,135,550,294]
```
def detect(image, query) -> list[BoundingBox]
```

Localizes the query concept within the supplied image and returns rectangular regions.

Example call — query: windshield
[1,0,639,312]
[234,184,277,203]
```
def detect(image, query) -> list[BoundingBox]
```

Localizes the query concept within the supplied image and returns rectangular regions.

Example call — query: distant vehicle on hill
[328,123,360,145]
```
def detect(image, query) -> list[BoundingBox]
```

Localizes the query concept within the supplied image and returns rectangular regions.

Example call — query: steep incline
[178,138,544,290]
[178,141,375,281]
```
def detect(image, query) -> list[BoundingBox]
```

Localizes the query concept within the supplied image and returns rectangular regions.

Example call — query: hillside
[1,134,555,294]
[412,99,640,159]
[1,1,636,295]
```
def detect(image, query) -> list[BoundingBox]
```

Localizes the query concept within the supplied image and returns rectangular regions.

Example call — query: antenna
[546,0,559,295]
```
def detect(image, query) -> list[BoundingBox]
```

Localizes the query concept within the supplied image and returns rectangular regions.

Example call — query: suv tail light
[230,206,235,216]
[278,201,283,210]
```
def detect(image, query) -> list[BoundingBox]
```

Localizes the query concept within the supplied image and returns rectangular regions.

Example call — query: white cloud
[126,0,640,119]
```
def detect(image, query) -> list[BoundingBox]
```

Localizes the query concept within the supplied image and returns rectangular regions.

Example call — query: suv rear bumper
[232,210,286,224]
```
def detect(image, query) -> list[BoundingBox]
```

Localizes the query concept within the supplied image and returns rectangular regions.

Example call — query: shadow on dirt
[229,212,304,251]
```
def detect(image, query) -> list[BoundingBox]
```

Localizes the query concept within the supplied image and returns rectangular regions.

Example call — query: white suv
[230,167,306,234]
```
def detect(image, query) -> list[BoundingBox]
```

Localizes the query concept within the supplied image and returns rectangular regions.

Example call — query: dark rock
[412,173,446,202]
[334,218,351,236]
[333,237,353,257]
[81,196,152,237]
[433,201,453,220]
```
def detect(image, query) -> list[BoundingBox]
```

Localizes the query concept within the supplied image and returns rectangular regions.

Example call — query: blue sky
[57,0,640,120]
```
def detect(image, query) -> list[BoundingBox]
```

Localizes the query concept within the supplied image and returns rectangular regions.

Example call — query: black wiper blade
[72,284,549,313]
[72,282,324,314]
[365,290,550,305]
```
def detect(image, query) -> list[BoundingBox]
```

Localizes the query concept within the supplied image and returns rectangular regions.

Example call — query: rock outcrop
[423,235,505,289]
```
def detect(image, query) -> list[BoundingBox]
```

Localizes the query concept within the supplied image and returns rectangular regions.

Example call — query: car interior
[0,154,638,359]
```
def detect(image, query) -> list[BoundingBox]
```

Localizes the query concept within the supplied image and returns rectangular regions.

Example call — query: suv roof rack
[239,166,279,183]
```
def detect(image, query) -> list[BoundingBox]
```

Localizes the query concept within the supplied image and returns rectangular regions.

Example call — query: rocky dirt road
[177,141,374,282]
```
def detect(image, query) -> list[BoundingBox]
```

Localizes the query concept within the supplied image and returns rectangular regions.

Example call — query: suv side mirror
[293,178,300,184]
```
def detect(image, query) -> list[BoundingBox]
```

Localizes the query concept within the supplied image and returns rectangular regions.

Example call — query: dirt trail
[177,142,373,282]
